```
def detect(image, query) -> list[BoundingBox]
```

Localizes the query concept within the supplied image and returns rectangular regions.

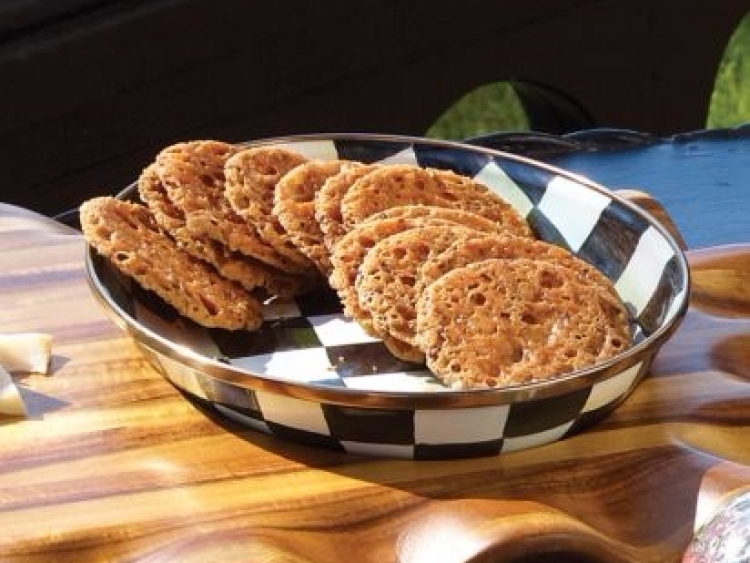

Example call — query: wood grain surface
[0,199,749,563]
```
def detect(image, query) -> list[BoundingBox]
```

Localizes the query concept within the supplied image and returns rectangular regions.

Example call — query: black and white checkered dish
[86,134,690,459]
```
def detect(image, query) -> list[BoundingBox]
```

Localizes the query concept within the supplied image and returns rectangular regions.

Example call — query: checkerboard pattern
[143,343,650,459]
[90,135,689,458]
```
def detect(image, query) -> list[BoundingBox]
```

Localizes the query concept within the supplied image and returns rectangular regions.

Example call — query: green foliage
[428,14,750,139]
[708,13,750,128]
[426,83,528,140]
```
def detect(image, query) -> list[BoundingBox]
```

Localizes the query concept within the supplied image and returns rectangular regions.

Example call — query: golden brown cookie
[80,197,263,331]
[418,234,623,304]
[327,203,506,320]
[339,164,533,238]
[315,162,378,252]
[224,146,313,271]
[330,216,482,362]
[355,225,487,352]
[273,159,356,275]
[154,140,306,274]
[153,140,236,214]
[361,204,508,234]
[330,216,482,323]
[416,258,630,389]
[138,164,309,299]
[430,167,533,236]
[137,164,187,235]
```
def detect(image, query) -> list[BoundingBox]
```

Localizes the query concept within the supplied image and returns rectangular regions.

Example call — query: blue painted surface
[470,128,750,249]
[547,136,750,249]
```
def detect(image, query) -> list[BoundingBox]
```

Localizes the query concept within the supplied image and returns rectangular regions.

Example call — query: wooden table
[1,134,750,562]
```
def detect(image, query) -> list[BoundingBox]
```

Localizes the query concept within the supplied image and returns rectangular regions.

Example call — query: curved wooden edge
[397,499,645,563]
[685,243,750,318]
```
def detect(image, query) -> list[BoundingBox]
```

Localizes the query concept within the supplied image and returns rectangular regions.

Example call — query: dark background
[1,0,747,215]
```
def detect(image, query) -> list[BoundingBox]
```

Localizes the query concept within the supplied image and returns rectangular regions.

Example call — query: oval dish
[85,133,690,459]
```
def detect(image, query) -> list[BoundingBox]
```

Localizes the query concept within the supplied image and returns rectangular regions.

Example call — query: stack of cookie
[320,162,630,388]
[81,139,631,389]
[81,140,320,332]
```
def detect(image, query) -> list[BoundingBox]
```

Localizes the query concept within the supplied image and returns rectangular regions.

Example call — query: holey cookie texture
[274,159,356,275]
[329,214,501,363]
[330,217,458,326]
[315,162,378,252]
[138,163,308,299]
[418,234,623,304]
[340,164,533,238]
[361,204,508,235]
[416,258,630,390]
[81,197,263,331]
[355,225,488,349]
[329,209,506,321]
[224,146,314,272]
[154,140,308,275]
